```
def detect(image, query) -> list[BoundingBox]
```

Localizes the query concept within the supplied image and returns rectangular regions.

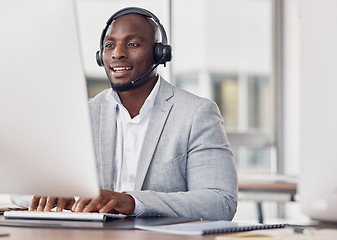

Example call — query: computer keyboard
[4,210,126,222]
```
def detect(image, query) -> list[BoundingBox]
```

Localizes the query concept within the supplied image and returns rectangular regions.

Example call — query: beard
[109,79,134,92]
[105,68,134,92]
[105,69,152,92]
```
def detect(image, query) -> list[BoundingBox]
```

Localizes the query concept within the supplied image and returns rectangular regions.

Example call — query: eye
[128,42,139,47]
[104,42,115,49]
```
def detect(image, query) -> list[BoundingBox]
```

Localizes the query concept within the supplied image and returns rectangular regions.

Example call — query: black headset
[96,7,172,67]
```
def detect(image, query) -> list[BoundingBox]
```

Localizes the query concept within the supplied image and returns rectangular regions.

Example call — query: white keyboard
[4,210,126,222]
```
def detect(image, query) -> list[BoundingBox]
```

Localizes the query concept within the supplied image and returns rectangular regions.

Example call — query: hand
[72,189,135,215]
[29,196,75,212]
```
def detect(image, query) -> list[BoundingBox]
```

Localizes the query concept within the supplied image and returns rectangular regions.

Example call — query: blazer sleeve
[127,100,238,221]
[10,194,34,208]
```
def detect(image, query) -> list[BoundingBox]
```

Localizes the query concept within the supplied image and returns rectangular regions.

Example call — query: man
[12,7,238,220]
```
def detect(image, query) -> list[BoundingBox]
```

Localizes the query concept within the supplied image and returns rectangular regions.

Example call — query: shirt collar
[106,76,161,115]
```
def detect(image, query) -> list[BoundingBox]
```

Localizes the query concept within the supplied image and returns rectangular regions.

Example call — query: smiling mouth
[111,66,133,72]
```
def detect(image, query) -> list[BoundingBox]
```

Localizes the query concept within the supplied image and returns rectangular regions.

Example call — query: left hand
[71,189,135,215]
[29,196,75,212]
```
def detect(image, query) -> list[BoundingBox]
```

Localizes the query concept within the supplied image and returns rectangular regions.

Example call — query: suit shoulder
[171,85,214,107]
[89,89,110,108]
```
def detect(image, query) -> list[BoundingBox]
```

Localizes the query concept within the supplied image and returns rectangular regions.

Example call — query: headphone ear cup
[162,45,172,63]
[154,43,172,64]
[96,50,104,67]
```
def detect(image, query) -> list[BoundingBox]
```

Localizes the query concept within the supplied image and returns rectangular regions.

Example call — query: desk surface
[238,175,297,199]
[239,181,296,193]
[238,174,297,192]
[238,175,298,224]
[0,226,213,240]
[2,225,337,240]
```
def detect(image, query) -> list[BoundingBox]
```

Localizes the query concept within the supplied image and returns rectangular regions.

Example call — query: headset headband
[99,7,168,52]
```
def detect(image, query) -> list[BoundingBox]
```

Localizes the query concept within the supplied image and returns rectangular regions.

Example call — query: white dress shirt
[105,78,160,215]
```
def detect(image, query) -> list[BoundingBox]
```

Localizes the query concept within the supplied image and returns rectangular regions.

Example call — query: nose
[112,44,127,59]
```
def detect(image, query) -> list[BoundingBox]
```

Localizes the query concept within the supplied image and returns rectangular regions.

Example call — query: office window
[172,0,275,174]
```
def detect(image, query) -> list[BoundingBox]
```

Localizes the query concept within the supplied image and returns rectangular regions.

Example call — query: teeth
[113,67,131,71]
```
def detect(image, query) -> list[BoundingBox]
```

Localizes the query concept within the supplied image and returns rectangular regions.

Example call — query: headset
[96,7,172,67]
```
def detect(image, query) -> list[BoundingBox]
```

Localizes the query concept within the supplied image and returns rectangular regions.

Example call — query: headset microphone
[111,58,163,92]
[131,60,163,86]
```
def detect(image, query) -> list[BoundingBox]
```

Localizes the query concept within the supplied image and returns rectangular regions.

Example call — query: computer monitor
[0,0,99,198]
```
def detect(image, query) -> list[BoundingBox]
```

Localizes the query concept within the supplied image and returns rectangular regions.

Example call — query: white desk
[238,175,297,223]
[1,223,337,240]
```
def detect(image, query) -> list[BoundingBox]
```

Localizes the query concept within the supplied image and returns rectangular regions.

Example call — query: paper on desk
[136,220,285,235]
[215,228,335,240]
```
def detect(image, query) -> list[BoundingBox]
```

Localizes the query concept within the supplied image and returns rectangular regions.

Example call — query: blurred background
[2,0,336,224]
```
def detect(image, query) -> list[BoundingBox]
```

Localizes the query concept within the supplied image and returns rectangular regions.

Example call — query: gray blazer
[89,77,238,220]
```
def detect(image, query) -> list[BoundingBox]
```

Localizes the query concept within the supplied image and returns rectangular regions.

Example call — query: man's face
[102,14,156,92]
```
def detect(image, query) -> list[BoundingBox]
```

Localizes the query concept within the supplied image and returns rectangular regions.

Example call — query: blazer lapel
[99,101,117,190]
[134,78,174,190]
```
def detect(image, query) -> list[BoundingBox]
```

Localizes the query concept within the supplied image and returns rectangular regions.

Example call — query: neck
[118,76,158,118]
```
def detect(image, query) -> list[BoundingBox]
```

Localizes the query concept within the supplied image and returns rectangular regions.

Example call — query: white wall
[281,0,337,222]
[283,0,337,176]
[299,0,337,162]
[298,0,337,220]
[172,0,272,75]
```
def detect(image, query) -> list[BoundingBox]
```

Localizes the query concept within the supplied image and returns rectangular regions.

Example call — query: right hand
[29,196,75,212]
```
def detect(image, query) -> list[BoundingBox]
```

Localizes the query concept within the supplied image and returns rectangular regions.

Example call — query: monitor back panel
[0,0,99,198]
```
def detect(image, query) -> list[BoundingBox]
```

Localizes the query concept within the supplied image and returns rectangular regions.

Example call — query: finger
[74,198,93,212]
[29,196,40,211]
[65,198,76,210]
[71,198,86,212]
[71,198,79,212]
[57,198,75,212]
[99,193,135,215]
[36,197,47,212]
[82,197,102,213]
[99,199,118,213]
[44,197,57,212]
[56,198,67,212]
